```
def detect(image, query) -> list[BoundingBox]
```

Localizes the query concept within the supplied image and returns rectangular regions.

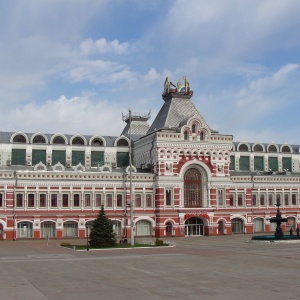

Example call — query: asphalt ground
[0,235,299,300]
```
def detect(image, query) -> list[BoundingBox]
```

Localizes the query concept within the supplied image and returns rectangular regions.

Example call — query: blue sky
[0,0,300,143]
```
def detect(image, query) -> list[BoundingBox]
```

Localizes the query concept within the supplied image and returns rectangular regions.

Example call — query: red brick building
[0,77,299,240]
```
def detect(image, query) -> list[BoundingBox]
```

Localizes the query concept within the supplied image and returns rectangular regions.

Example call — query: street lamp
[13,171,18,241]
[85,223,91,251]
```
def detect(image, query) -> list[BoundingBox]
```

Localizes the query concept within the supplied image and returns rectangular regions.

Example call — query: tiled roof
[147,94,210,133]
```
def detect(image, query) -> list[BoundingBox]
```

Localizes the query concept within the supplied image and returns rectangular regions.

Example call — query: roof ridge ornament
[162,76,193,99]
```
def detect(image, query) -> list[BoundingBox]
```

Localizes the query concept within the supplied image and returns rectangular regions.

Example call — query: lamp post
[13,171,18,241]
[85,223,90,251]
[129,109,134,246]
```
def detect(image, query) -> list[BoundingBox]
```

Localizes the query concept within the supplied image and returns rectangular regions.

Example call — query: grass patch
[60,242,169,250]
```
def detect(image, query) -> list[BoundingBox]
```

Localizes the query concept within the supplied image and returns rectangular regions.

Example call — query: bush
[155,238,164,246]
[60,242,71,247]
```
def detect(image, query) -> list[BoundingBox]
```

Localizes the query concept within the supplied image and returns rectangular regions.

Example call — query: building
[0,76,299,240]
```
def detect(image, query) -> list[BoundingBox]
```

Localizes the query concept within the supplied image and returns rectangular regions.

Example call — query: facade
[0,76,299,240]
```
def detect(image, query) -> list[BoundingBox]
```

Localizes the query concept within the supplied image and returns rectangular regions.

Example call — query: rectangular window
[239,156,250,171]
[252,194,257,206]
[39,194,46,207]
[32,149,47,165]
[292,194,297,205]
[276,194,281,205]
[260,194,265,206]
[52,150,66,166]
[28,193,35,207]
[135,194,142,207]
[268,157,278,172]
[282,157,292,171]
[146,194,152,207]
[73,194,80,207]
[116,194,123,207]
[230,194,235,206]
[51,194,58,207]
[218,190,224,206]
[166,189,172,206]
[229,156,235,171]
[106,194,113,207]
[85,194,91,207]
[268,194,274,206]
[12,149,26,166]
[237,194,243,206]
[0,194,3,207]
[284,194,289,206]
[72,151,85,166]
[91,151,104,167]
[16,194,23,207]
[254,157,264,171]
[95,194,102,207]
[62,194,69,207]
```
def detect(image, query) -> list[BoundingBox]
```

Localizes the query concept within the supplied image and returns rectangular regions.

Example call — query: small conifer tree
[89,205,116,248]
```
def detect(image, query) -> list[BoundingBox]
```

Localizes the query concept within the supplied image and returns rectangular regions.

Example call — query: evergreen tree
[89,205,116,248]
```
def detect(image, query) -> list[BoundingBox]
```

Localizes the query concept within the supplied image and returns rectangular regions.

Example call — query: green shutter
[52,150,66,166]
[282,157,291,171]
[117,152,129,167]
[72,151,85,166]
[12,149,26,166]
[32,150,46,165]
[229,156,235,170]
[268,157,278,171]
[91,151,104,167]
[239,156,250,171]
[254,156,264,171]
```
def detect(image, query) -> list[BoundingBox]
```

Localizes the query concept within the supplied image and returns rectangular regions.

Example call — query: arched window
[184,131,189,140]
[281,146,291,153]
[33,135,46,144]
[253,144,263,152]
[192,124,196,134]
[53,136,65,144]
[184,168,202,207]
[117,139,129,147]
[268,145,277,152]
[72,137,84,145]
[238,144,249,152]
[91,138,103,147]
[13,134,26,143]
[200,132,204,141]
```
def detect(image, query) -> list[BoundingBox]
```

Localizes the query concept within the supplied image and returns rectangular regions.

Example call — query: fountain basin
[252,235,300,241]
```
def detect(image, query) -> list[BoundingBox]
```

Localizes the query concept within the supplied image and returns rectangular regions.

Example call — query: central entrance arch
[184,217,204,236]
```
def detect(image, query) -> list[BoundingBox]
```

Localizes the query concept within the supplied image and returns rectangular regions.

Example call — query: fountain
[252,201,300,241]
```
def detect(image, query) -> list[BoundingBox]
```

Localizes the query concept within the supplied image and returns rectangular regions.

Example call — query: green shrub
[60,242,71,247]
[155,238,164,246]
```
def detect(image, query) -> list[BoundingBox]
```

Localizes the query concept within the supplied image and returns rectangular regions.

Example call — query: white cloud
[80,38,131,55]
[0,94,125,136]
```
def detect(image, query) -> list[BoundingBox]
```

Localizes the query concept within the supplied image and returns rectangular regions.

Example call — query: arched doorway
[63,221,78,237]
[166,222,173,237]
[41,221,56,238]
[185,217,204,236]
[17,222,33,238]
[218,220,225,235]
[253,218,264,232]
[231,218,244,233]
[136,220,151,236]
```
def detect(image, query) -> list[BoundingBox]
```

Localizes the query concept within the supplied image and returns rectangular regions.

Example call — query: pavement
[0,235,300,300]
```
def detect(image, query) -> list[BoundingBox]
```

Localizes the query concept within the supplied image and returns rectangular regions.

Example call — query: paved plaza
[0,235,299,300]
